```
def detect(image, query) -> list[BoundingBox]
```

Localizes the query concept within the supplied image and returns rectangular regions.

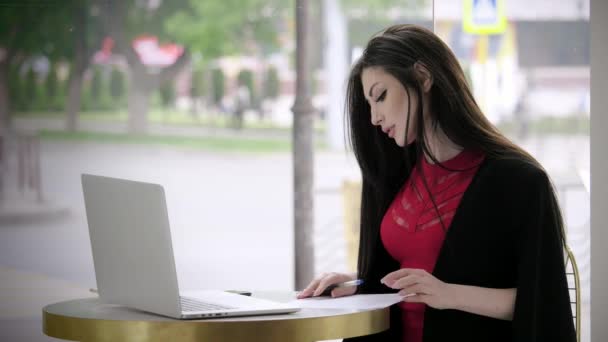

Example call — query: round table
[43,293,390,342]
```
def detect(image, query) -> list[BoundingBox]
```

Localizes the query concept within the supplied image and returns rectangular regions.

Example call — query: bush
[89,67,102,108]
[45,64,59,105]
[211,68,225,106]
[264,66,279,99]
[159,81,175,109]
[98,87,114,111]
[238,70,255,97]
[191,68,205,99]
[237,69,257,109]
[45,64,67,111]
[83,66,115,111]
[109,67,126,105]
[24,67,37,111]
[33,79,46,111]
[8,66,24,111]
[81,83,92,111]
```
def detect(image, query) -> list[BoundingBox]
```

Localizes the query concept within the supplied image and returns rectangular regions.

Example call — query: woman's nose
[370,108,382,126]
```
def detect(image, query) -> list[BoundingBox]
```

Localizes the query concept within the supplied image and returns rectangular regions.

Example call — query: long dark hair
[345,24,561,293]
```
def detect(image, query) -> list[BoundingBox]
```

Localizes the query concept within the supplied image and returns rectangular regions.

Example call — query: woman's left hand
[381,268,456,310]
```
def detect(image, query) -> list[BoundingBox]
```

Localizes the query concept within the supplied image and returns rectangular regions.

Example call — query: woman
[298,24,575,342]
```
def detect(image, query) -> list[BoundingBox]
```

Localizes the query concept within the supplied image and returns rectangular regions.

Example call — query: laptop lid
[82,174,182,318]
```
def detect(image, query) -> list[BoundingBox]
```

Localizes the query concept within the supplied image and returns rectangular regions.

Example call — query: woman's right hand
[297,272,358,299]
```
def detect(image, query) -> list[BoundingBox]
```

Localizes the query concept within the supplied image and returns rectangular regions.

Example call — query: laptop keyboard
[180,296,236,312]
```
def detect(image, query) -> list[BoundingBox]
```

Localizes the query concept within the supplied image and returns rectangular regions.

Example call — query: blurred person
[298,25,575,342]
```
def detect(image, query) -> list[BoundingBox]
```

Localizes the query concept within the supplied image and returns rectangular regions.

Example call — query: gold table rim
[43,298,390,342]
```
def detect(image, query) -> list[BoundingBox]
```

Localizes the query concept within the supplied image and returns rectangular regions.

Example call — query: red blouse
[380,149,484,342]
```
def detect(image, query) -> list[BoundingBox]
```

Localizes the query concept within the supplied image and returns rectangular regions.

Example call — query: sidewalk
[0,266,93,320]
[0,195,69,225]
[0,266,93,341]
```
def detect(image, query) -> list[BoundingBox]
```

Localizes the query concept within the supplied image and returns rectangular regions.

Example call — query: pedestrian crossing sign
[463,0,507,35]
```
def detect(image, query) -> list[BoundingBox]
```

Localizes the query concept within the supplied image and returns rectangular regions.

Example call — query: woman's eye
[376,90,387,102]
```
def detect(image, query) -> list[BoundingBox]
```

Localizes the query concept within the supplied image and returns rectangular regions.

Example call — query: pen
[320,279,364,296]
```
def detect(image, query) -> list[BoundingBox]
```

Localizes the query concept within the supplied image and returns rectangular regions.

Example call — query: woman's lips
[388,126,395,138]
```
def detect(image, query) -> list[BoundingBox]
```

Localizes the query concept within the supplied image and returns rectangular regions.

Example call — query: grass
[16,109,328,152]
[39,130,327,153]
[15,109,327,132]
[21,110,589,153]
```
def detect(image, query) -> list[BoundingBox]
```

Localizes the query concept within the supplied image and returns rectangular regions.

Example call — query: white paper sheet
[288,294,404,310]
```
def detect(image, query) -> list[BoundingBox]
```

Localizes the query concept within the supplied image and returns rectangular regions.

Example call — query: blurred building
[434,0,590,123]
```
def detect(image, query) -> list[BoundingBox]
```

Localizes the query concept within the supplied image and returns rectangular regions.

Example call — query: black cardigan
[345,156,576,342]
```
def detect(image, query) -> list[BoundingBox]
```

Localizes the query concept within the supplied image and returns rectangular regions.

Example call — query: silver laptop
[81,174,300,319]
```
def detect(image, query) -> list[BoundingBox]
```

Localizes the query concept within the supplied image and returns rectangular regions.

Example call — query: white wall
[590,0,608,341]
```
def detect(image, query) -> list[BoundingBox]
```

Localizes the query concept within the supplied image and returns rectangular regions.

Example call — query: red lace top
[380,149,484,342]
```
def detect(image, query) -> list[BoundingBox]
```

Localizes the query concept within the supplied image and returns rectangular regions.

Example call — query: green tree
[166,0,290,115]
[0,2,73,131]
[98,0,191,134]
[64,0,104,131]
[165,0,296,124]
[166,1,288,58]
[1,1,96,130]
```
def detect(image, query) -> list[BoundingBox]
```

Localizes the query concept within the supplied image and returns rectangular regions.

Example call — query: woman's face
[361,66,419,147]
